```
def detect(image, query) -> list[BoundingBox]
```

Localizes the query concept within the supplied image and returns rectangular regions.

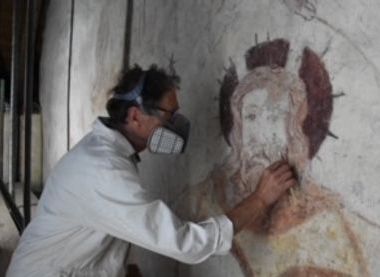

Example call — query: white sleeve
[80,166,234,264]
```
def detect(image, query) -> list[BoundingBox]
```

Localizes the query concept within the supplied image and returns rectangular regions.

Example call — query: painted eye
[245,114,256,120]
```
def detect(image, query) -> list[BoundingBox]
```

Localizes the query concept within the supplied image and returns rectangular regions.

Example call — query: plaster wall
[40,0,380,276]
[40,0,71,180]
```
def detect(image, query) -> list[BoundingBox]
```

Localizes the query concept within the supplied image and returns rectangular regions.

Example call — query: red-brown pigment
[299,47,333,159]
[219,64,239,145]
[245,39,290,70]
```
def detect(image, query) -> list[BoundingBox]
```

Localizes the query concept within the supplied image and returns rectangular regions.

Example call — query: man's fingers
[267,160,286,171]
[279,171,293,183]
[283,178,297,191]
[274,164,292,177]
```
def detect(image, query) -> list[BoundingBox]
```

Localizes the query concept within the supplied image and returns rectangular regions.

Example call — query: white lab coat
[6,118,233,277]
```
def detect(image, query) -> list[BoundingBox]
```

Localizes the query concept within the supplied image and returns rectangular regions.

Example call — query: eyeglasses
[147,105,177,122]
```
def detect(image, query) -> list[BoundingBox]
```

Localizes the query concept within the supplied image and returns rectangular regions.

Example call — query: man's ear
[126,106,143,127]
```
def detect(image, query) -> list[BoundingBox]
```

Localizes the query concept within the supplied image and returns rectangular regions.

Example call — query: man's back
[6,121,137,277]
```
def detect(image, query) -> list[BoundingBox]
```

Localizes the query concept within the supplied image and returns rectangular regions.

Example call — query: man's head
[106,64,181,152]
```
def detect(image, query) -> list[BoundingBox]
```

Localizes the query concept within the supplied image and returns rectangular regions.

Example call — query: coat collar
[92,117,141,163]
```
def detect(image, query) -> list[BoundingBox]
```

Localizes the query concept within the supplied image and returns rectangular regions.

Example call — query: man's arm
[226,160,297,234]
[79,164,233,264]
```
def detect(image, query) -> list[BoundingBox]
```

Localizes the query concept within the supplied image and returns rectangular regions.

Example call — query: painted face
[234,67,309,171]
[242,87,289,160]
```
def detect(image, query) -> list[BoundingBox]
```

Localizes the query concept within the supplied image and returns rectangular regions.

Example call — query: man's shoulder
[61,131,130,166]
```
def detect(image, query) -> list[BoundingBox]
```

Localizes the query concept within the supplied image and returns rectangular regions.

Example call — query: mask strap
[112,73,146,105]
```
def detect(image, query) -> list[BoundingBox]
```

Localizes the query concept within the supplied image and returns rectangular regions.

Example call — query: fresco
[181,38,371,276]
[41,0,380,276]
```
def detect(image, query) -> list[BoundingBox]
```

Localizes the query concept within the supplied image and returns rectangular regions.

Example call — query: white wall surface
[40,0,71,180]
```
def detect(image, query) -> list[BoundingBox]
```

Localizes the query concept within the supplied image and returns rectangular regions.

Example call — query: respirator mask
[112,73,190,154]
[147,112,190,154]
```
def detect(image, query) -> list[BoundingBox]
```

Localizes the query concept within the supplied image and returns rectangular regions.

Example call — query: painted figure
[182,39,369,277]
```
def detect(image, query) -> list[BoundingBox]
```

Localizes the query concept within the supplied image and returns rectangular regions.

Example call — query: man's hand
[254,160,297,207]
[226,160,297,234]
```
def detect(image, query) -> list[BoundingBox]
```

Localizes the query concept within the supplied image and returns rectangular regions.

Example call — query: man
[6,65,296,276]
